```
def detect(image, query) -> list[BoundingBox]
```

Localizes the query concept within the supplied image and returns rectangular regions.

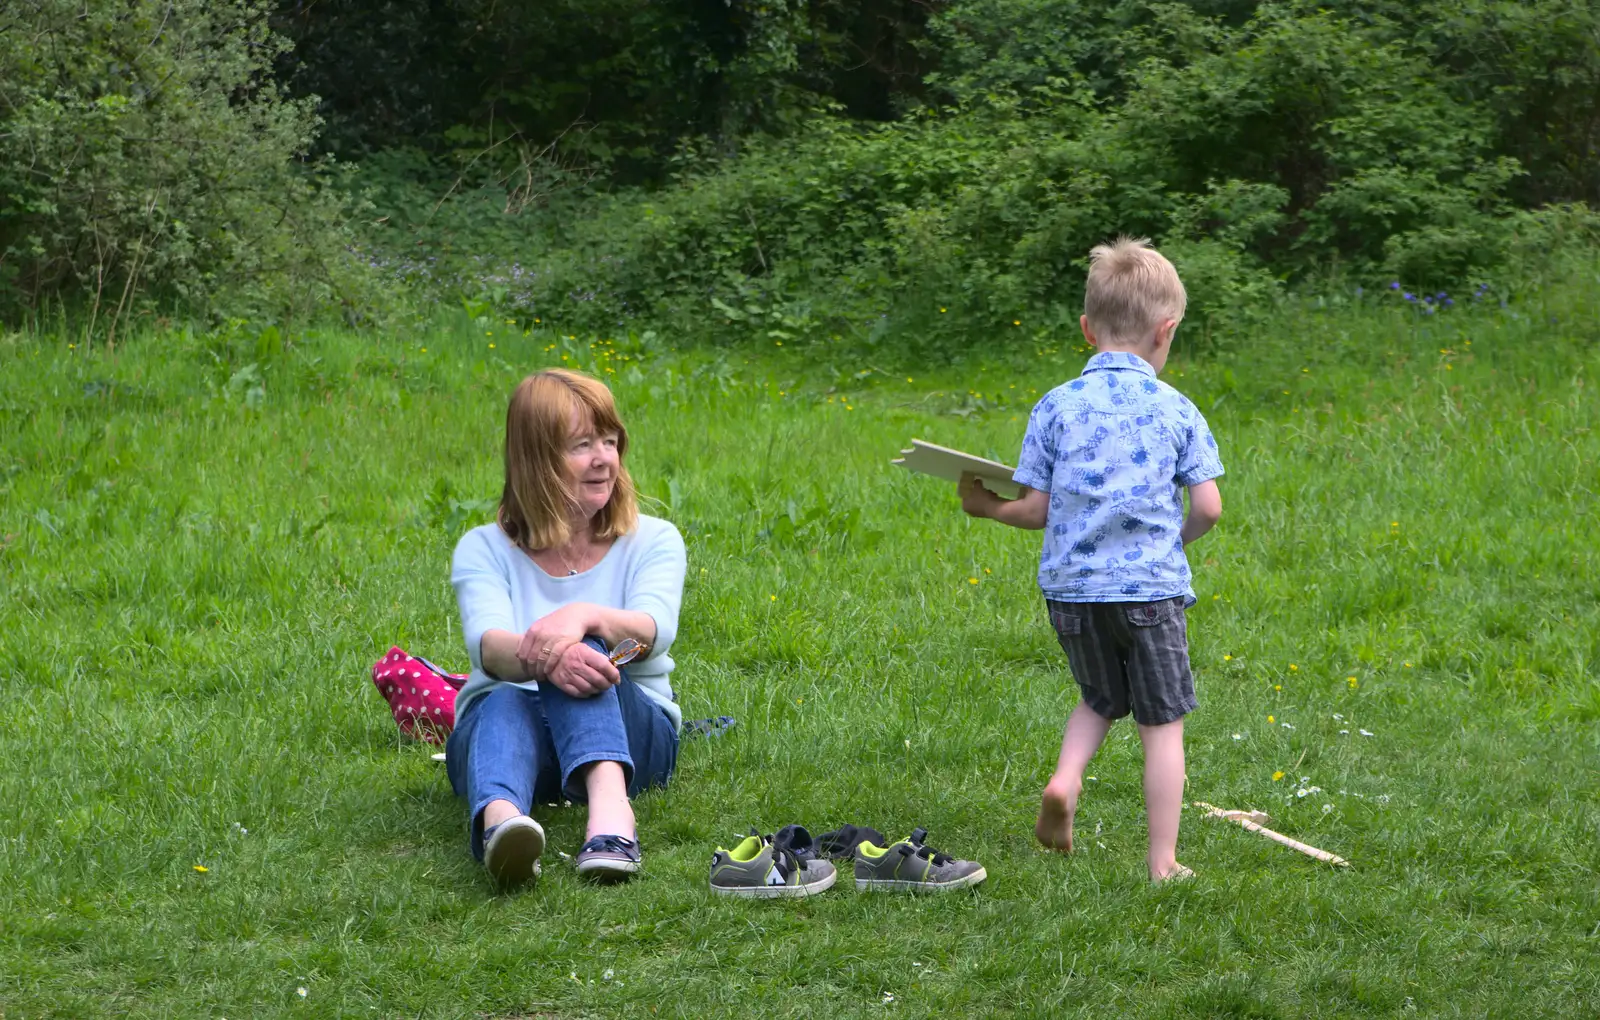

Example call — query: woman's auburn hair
[497,369,638,552]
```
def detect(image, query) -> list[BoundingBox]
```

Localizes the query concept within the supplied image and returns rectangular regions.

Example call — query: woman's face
[566,409,620,521]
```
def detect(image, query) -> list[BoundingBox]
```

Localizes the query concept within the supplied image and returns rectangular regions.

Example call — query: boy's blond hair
[1084,237,1186,347]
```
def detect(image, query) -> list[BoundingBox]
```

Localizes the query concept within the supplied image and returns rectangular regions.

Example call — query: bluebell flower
[1404,292,1416,301]
[1390,281,1401,290]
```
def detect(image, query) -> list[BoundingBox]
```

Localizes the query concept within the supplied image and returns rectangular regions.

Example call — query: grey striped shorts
[1046,597,1196,726]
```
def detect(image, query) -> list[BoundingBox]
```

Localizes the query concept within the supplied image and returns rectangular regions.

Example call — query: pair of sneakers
[709,824,987,897]
[483,815,641,887]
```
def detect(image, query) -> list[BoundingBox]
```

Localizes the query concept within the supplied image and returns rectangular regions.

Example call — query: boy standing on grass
[960,237,1224,882]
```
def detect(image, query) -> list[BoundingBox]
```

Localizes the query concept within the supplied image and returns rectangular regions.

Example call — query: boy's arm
[961,473,1050,530]
[1180,479,1222,545]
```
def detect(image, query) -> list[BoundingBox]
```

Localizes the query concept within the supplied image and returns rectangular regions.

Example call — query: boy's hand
[963,476,1050,530]
[959,472,1001,518]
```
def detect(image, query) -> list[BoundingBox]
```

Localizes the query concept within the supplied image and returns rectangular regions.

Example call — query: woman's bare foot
[582,761,637,841]
[1150,860,1194,883]
[483,798,521,830]
[1035,777,1080,852]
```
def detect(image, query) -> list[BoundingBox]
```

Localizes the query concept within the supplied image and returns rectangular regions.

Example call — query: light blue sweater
[450,515,687,729]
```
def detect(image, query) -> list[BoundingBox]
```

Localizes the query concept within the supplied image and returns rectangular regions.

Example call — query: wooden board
[891,438,1022,499]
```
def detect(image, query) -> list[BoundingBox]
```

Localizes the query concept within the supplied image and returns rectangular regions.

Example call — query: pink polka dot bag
[371,647,466,744]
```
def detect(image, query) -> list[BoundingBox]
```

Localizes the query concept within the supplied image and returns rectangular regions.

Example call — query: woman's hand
[545,641,621,698]
[516,604,594,678]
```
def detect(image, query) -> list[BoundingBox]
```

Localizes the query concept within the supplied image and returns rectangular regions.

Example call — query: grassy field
[3,288,1600,1018]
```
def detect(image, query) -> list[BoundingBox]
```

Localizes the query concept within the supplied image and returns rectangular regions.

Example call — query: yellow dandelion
[1272,771,1285,782]
[1403,661,1413,668]
[1347,677,1359,689]
[1013,320,1021,326]
[1274,684,1282,692]
[940,308,947,313]
[420,347,427,353]
[770,594,777,602]
[906,377,914,383]
[983,568,991,574]
[1223,654,1233,661]
[488,343,496,349]
[1267,715,1275,724]
[193,865,208,873]
[968,577,979,585]
[1289,663,1298,671]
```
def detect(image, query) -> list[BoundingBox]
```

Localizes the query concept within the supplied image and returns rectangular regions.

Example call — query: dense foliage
[0,0,362,331]
[363,1,1600,347]
[272,0,934,174]
[4,0,1600,339]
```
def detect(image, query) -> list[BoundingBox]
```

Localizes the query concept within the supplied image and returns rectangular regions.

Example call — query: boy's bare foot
[1150,861,1194,883]
[1035,777,1080,852]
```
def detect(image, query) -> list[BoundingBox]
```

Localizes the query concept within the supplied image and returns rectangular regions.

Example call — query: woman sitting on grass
[446,369,686,887]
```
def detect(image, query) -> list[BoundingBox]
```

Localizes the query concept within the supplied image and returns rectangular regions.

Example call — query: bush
[352,0,1600,357]
[0,0,362,333]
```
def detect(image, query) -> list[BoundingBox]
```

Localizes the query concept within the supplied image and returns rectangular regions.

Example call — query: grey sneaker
[709,831,838,898]
[483,815,545,887]
[576,834,642,880]
[853,828,987,892]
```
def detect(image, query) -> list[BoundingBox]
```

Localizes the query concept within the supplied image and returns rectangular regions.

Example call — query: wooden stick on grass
[1193,801,1351,867]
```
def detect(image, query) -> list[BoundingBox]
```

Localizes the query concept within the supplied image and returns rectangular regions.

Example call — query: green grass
[3,290,1600,1018]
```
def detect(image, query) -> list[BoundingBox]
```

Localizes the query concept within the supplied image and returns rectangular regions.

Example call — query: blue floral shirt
[1013,351,1224,602]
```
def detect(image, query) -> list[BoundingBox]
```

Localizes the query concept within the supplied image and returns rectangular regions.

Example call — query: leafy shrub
[350,0,1600,357]
[0,0,361,333]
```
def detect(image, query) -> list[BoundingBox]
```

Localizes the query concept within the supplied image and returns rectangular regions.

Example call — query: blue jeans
[445,637,678,860]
